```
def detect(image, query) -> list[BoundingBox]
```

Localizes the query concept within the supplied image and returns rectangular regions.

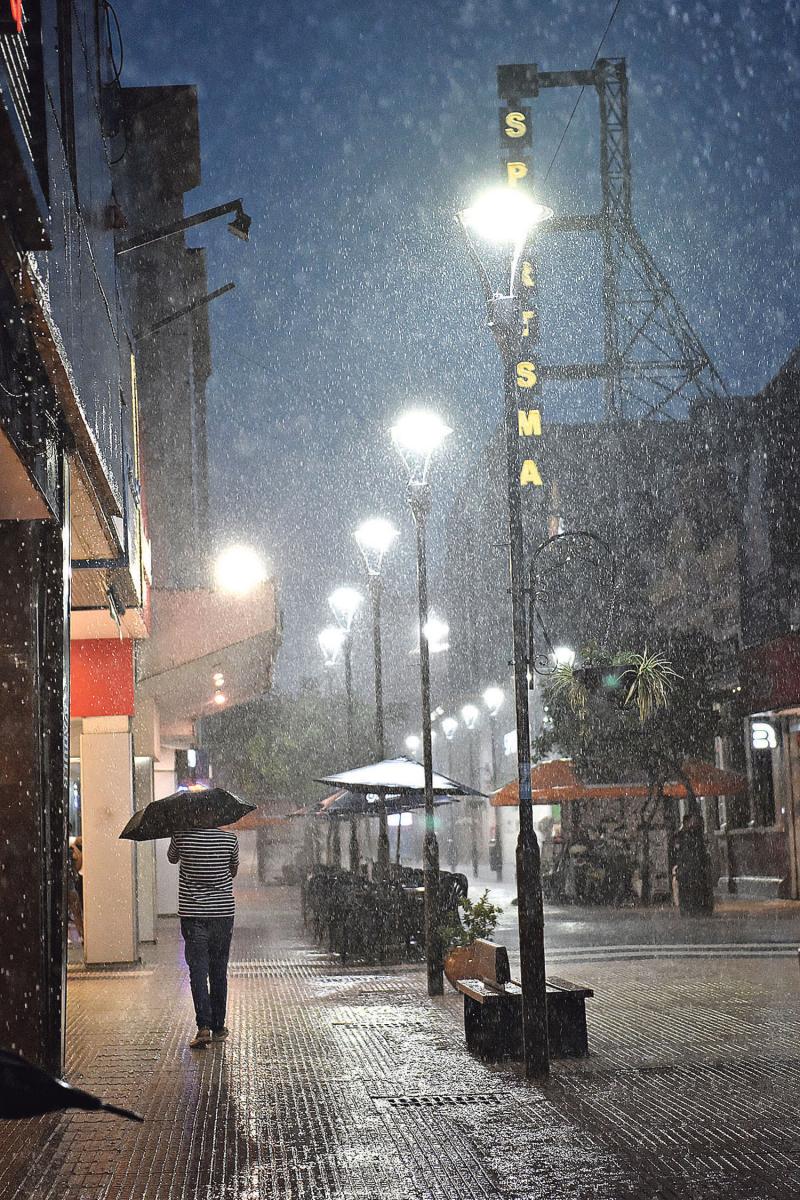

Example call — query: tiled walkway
[2,886,800,1199]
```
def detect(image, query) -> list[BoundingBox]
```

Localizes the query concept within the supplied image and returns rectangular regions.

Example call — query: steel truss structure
[498,58,727,420]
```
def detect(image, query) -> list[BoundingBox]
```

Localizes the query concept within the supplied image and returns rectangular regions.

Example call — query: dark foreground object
[119,786,255,841]
[0,1049,143,1121]
[455,940,594,1059]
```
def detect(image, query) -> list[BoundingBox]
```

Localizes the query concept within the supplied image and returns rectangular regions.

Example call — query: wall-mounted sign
[751,720,777,750]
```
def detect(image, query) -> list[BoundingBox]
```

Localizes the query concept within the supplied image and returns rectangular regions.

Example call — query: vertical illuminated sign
[499,99,543,490]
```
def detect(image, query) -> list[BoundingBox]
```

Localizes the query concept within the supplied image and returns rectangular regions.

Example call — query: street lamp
[460,703,481,878]
[327,586,363,759]
[483,685,506,880]
[420,614,450,654]
[328,586,364,873]
[553,645,576,669]
[355,517,398,877]
[214,544,268,594]
[318,625,346,669]
[458,184,554,1077]
[317,624,348,868]
[392,406,451,996]
[405,734,421,757]
[441,716,459,869]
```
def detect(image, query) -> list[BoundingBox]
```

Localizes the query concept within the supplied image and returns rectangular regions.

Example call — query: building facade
[0,0,146,1070]
[0,4,280,1071]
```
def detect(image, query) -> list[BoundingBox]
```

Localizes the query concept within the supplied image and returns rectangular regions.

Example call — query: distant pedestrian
[167,824,239,1048]
[673,810,714,915]
[67,834,84,941]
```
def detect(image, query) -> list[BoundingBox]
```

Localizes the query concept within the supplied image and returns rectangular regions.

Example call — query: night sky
[119,0,799,698]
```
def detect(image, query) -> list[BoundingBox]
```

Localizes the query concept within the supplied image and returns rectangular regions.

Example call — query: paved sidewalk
[2,885,800,1199]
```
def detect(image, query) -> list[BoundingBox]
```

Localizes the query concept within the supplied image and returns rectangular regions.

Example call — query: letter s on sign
[516,361,537,389]
[504,111,527,139]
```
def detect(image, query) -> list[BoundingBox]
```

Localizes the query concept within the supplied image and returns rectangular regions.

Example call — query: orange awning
[491,757,748,807]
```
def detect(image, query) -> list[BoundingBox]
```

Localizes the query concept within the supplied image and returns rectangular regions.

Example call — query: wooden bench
[454,940,593,1060]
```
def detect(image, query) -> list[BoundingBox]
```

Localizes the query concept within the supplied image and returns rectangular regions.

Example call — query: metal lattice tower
[499,58,728,421]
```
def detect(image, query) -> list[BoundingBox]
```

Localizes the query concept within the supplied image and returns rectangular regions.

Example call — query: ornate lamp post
[327,586,364,872]
[483,685,506,879]
[458,185,553,1077]
[355,517,398,877]
[391,407,452,996]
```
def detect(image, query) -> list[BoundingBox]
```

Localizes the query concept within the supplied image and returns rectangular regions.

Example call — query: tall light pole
[461,703,481,878]
[355,517,398,878]
[442,716,459,870]
[317,624,347,867]
[327,586,364,872]
[483,685,506,880]
[392,407,452,996]
[459,185,554,1077]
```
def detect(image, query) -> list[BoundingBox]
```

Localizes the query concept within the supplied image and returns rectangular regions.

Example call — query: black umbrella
[0,1050,143,1121]
[119,786,255,841]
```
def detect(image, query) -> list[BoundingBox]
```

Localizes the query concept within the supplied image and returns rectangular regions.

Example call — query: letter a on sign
[520,460,543,487]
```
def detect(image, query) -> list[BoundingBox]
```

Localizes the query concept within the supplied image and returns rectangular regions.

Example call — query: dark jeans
[180,916,234,1031]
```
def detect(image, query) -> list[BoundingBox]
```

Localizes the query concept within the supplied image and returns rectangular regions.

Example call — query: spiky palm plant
[548,648,679,724]
[614,648,680,723]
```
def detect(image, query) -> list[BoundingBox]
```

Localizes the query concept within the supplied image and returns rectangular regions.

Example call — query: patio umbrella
[119,786,255,841]
[0,1050,143,1121]
[315,755,483,797]
[316,787,464,867]
[491,758,748,807]
[316,789,459,816]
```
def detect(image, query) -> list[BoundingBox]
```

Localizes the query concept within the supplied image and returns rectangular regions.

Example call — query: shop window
[751,753,776,826]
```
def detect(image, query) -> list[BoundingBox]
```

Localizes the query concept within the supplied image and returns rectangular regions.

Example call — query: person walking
[167,824,239,1048]
[673,809,714,916]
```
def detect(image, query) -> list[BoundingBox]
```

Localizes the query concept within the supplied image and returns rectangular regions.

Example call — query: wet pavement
[2,882,800,1199]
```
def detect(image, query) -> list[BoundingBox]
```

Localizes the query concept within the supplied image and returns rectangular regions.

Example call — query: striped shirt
[167,829,239,918]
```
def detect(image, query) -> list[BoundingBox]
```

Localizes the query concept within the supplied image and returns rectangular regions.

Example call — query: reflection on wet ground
[2,881,799,1199]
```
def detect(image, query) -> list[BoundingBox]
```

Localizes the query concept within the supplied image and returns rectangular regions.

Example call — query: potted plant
[440,890,504,989]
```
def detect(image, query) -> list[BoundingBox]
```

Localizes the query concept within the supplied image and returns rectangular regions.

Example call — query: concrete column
[81,717,138,964]
[154,750,179,915]
[134,756,157,942]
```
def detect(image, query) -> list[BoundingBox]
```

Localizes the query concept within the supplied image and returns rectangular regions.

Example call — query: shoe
[211,1027,230,1041]
[189,1027,212,1048]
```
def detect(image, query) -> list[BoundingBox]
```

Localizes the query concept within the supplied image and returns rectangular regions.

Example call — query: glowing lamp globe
[459,187,553,245]
[214,545,268,595]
